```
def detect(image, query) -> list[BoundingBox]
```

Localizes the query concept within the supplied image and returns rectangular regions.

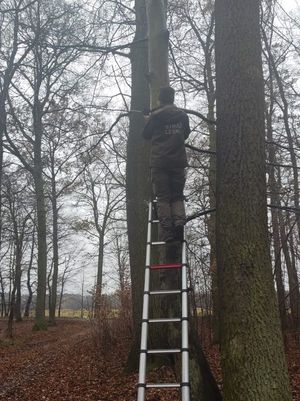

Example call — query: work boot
[159,225,174,242]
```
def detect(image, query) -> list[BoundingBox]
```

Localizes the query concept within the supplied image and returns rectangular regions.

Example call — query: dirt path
[0,319,181,401]
[0,319,139,401]
[0,319,299,401]
[0,319,97,401]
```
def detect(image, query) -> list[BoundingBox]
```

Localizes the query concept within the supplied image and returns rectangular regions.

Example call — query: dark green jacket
[142,105,190,168]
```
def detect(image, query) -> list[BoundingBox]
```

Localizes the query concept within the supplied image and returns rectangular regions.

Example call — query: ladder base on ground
[137,200,190,401]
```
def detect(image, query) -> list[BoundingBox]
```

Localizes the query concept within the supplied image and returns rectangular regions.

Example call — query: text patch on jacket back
[164,122,183,135]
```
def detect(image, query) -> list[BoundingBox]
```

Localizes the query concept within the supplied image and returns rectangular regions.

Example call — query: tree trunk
[270,201,287,329]
[135,2,222,400]
[0,269,6,317]
[94,233,104,317]
[265,70,287,329]
[6,284,16,339]
[24,235,34,318]
[125,0,151,371]
[49,177,59,325]
[262,28,300,239]
[31,1,47,331]
[288,227,300,328]
[58,280,65,318]
[14,241,23,322]
[81,274,84,319]
[33,98,48,331]
[204,16,218,343]
[215,1,292,400]
[14,218,27,322]
[279,208,300,329]
[146,0,169,104]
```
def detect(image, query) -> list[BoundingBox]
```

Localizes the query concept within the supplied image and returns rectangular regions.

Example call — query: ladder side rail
[137,202,153,401]
[181,233,190,401]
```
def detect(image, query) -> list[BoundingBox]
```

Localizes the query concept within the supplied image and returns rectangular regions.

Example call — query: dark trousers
[151,167,186,240]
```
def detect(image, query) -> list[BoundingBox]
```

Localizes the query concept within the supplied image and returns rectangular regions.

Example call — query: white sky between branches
[65,0,300,295]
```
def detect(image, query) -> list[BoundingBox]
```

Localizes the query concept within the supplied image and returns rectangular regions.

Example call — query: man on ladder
[138,86,191,400]
[143,86,191,243]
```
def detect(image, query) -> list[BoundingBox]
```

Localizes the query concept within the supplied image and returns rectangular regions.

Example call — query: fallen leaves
[0,319,299,401]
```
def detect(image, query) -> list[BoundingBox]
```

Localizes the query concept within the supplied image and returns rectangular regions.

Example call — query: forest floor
[0,318,299,401]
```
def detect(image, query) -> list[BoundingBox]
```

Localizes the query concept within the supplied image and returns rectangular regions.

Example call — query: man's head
[159,86,175,105]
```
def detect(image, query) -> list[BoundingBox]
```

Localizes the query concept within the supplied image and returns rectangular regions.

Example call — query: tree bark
[14,234,23,322]
[94,232,104,317]
[215,1,292,400]
[279,208,300,329]
[33,98,48,331]
[6,283,16,339]
[262,28,300,239]
[49,172,59,325]
[288,227,300,328]
[146,0,169,104]
[203,13,218,343]
[58,279,65,318]
[134,2,222,400]
[125,0,151,371]
[265,68,287,329]
[0,269,7,317]
[31,3,48,330]
[24,229,35,318]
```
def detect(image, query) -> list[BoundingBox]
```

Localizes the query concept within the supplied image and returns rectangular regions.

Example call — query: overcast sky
[283,0,299,11]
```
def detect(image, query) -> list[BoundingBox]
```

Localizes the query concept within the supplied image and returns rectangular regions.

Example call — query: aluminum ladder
[137,200,190,401]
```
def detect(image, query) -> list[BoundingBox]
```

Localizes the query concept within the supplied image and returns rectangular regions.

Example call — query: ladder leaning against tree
[137,199,190,401]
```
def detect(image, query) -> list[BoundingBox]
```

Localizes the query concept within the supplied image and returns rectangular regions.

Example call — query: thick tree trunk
[31,2,47,331]
[34,170,47,330]
[215,1,292,400]
[126,0,151,371]
[147,0,169,104]
[135,2,222,400]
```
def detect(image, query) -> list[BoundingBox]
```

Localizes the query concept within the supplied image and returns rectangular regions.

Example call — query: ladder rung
[150,241,166,246]
[150,263,182,270]
[151,219,159,223]
[149,318,181,323]
[148,349,181,354]
[146,383,180,389]
[150,290,181,295]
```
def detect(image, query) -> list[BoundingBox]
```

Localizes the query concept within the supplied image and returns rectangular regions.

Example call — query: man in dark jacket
[143,86,190,242]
